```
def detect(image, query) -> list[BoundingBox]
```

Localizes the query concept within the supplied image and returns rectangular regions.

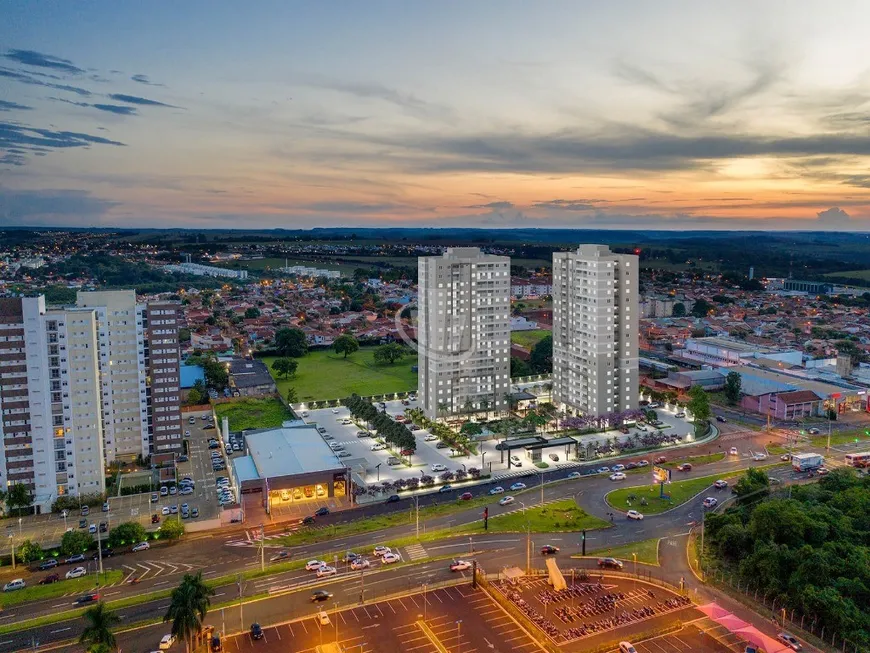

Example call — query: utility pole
[699,510,706,580]
[826,410,832,451]
[359,568,365,604]
[414,496,420,539]
[238,574,244,633]
[260,524,265,572]
[525,527,531,574]
[97,526,103,577]
[540,469,544,507]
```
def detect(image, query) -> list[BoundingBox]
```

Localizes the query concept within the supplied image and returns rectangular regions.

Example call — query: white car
[424,434,438,441]
[703,497,718,508]
[499,496,515,506]
[609,472,627,481]
[132,541,150,552]
[66,566,87,579]
[159,634,176,650]
[316,565,337,578]
[305,560,326,571]
[351,558,370,570]
[371,443,387,451]
[714,479,728,489]
[675,411,686,418]
[431,463,447,472]
[488,486,504,495]
[611,464,625,472]
[509,455,522,465]
[510,482,526,491]
[626,510,644,521]
[331,408,340,414]
[318,611,330,626]
[619,643,638,653]
[568,471,582,479]
[373,545,391,557]
[729,447,739,455]
[381,552,401,564]
[752,453,768,461]
[162,506,171,516]
[450,560,472,572]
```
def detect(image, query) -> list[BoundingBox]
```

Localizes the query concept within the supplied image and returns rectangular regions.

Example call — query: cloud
[816,207,851,223]
[0,66,93,96]
[108,93,177,108]
[0,121,125,167]
[300,77,452,120]
[532,199,607,211]
[3,49,84,75]
[0,189,119,225]
[0,100,32,111]
[464,200,514,209]
[301,201,404,213]
[50,97,138,116]
[131,74,163,86]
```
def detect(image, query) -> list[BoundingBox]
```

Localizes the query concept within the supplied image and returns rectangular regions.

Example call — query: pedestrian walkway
[404,543,428,561]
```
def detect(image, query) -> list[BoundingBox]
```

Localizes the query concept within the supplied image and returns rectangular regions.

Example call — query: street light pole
[540,469,544,507]
[238,574,244,633]
[260,524,265,572]
[414,496,420,539]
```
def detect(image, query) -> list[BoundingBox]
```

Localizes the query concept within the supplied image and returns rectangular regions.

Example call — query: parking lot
[490,573,700,651]
[302,400,696,492]
[221,584,543,653]
[607,621,737,653]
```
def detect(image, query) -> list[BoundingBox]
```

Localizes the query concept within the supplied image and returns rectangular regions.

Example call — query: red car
[460,492,473,500]
[400,448,415,456]
[540,545,560,555]
[654,456,667,464]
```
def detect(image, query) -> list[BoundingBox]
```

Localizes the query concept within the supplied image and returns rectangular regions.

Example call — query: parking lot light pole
[632,553,637,589]
[414,496,420,539]
[455,620,462,653]
[540,470,544,507]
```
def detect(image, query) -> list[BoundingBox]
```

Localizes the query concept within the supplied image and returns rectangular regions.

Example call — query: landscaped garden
[213,396,294,431]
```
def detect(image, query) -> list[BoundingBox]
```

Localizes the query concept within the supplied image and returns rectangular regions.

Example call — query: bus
[844,452,870,468]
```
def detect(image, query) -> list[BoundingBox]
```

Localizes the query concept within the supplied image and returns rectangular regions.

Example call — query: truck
[791,452,824,472]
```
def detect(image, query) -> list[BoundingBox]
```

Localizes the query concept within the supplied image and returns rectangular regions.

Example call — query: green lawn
[510,330,551,349]
[263,347,418,403]
[456,499,609,535]
[810,429,870,448]
[662,452,725,468]
[2,570,123,607]
[213,396,294,431]
[582,537,661,566]
[606,473,731,515]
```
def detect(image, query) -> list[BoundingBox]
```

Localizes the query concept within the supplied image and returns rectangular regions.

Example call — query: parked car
[302,516,316,525]
[636,460,650,467]
[65,553,86,564]
[250,623,263,640]
[159,634,176,650]
[132,541,150,552]
[3,579,26,592]
[510,482,526,491]
[373,546,391,557]
[568,471,582,479]
[439,484,453,493]
[315,507,330,517]
[611,464,625,472]
[460,492,473,500]
[431,463,447,472]
[609,472,627,481]
[38,558,58,570]
[619,643,638,653]
[386,494,401,503]
[381,552,401,564]
[351,558,371,570]
[305,560,326,571]
[489,486,505,495]
[316,565,337,578]
[716,415,727,422]
[776,632,802,651]
[39,574,60,585]
[654,456,667,464]
[66,566,87,579]
[675,411,686,418]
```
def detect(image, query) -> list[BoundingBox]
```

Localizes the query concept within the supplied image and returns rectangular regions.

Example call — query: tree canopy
[274,327,308,358]
[332,334,360,358]
[529,335,552,374]
[271,357,298,379]
[687,385,711,423]
[373,342,407,365]
[724,371,742,405]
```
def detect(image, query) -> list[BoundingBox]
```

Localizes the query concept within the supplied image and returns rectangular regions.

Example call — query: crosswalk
[403,543,428,560]
[119,560,196,582]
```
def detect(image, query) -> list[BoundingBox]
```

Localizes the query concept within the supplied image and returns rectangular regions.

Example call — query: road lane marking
[50,627,71,634]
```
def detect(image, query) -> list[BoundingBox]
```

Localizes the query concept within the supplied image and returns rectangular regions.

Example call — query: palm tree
[79,602,121,652]
[164,571,215,653]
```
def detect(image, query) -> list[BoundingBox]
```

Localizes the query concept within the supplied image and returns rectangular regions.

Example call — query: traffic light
[581,529,586,556]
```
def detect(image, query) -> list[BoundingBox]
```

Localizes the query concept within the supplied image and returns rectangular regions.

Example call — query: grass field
[2,570,123,607]
[823,269,870,281]
[810,429,870,448]
[213,396,294,431]
[263,347,418,402]
[606,473,730,515]
[583,537,661,566]
[510,329,551,349]
[457,499,609,534]
[661,452,726,468]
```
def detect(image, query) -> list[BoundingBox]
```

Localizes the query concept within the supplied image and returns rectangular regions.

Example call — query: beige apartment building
[417,247,511,420]
[552,245,638,417]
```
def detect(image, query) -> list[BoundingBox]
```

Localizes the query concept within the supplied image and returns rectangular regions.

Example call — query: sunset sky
[3,1,870,230]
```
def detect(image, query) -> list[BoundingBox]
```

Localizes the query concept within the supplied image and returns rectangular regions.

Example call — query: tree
[270,357,298,379]
[202,357,228,390]
[108,521,147,548]
[332,334,360,358]
[529,335,553,374]
[733,467,770,505]
[691,299,714,317]
[672,302,687,317]
[724,371,742,405]
[461,422,483,437]
[686,385,711,423]
[6,482,33,516]
[17,539,43,564]
[373,342,407,365]
[164,572,215,653]
[161,519,185,540]
[274,327,308,358]
[186,388,203,405]
[286,387,298,404]
[61,529,93,556]
[244,307,261,319]
[510,356,532,378]
[79,602,121,652]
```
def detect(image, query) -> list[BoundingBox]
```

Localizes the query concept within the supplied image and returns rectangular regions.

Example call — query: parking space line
[286,623,294,637]
[274,626,281,640]
[407,594,419,608]
[375,602,384,616]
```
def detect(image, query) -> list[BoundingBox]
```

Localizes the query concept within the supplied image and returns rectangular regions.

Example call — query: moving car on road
[598,557,624,569]
[626,510,644,521]
[676,463,692,471]
[568,471,582,479]
[609,472,626,481]
[499,496,515,506]
[311,590,333,602]
[714,479,728,489]
[306,560,326,571]
[489,486,504,495]
[729,447,739,455]
[450,560,472,572]
[460,492,473,500]
[159,634,176,650]
[540,545,560,555]
[510,482,526,491]
[702,497,718,508]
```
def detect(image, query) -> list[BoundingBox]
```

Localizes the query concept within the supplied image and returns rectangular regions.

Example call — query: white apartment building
[77,291,183,462]
[552,245,638,417]
[417,248,511,420]
[164,262,249,279]
[0,296,105,512]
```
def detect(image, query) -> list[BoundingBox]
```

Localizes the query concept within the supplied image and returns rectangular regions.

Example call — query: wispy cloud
[532,199,607,211]
[131,73,163,86]
[0,120,125,168]
[464,200,514,209]
[0,99,32,111]
[108,93,178,108]
[50,96,138,116]
[3,49,85,75]
[0,66,93,96]
[300,77,452,120]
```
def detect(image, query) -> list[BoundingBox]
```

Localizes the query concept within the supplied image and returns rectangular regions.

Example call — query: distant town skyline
[3,1,870,230]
